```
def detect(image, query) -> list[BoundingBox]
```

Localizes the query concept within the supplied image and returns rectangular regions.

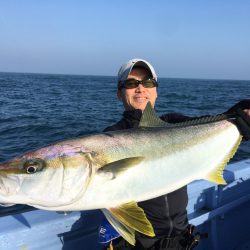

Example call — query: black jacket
[103,109,190,238]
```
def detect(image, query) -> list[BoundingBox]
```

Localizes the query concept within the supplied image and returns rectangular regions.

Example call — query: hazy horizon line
[0,70,249,82]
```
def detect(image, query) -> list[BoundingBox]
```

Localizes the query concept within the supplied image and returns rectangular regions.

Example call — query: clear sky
[0,0,250,80]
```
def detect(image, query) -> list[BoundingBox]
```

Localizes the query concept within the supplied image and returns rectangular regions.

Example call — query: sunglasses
[118,78,158,89]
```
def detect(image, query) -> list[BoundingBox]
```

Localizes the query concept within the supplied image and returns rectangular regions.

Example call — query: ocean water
[0,72,249,163]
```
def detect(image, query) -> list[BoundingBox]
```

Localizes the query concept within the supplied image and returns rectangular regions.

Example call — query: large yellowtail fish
[0,103,243,245]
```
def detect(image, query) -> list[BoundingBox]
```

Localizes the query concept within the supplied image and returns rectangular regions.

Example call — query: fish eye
[23,159,45,174]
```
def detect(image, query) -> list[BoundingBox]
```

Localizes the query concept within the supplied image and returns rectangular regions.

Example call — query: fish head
[0,143,93,209]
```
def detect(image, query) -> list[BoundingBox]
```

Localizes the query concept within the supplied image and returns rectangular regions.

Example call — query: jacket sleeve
[103,119,128,132]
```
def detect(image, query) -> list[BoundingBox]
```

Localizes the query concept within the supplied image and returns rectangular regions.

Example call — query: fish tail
[205,135,242,184]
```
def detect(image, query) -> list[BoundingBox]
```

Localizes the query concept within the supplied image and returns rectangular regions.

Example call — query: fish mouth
[0,160,24,202]
[0,174,22,204]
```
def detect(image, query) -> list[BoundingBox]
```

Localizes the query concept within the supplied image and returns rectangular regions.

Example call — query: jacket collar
[123,109,143,122]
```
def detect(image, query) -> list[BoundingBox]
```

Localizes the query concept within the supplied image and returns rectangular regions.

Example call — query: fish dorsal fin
[205,135,242,184]
[102,201,155,245]
[98,157,144,178]
[139,102,166,128]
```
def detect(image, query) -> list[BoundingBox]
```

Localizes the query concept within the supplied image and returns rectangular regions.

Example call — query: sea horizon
[1,71,250,82]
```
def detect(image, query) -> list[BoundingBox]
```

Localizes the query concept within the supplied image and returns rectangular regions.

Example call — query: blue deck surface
[0,159,250,250]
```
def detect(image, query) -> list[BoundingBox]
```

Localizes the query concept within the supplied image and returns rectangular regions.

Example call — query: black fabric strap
[234,109,250,140]
[225,99,250,114]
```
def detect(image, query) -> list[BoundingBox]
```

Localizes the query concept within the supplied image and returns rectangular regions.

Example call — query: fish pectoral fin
[205,135,242,185]
[102,201,155,245]
[98,157,144,178]
[139,101,167,128]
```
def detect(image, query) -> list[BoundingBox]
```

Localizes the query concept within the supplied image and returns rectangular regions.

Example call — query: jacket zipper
[164,195,173,237]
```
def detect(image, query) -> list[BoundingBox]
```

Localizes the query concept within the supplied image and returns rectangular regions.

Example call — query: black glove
[225,99,250,114]
[234,109,250,140]
[225,100,250,141]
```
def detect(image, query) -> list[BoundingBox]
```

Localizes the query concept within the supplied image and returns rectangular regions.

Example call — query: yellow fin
[205,135,242,184]
[102,201,155,245]
[102,209,135,245]
[109,202,155,237]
